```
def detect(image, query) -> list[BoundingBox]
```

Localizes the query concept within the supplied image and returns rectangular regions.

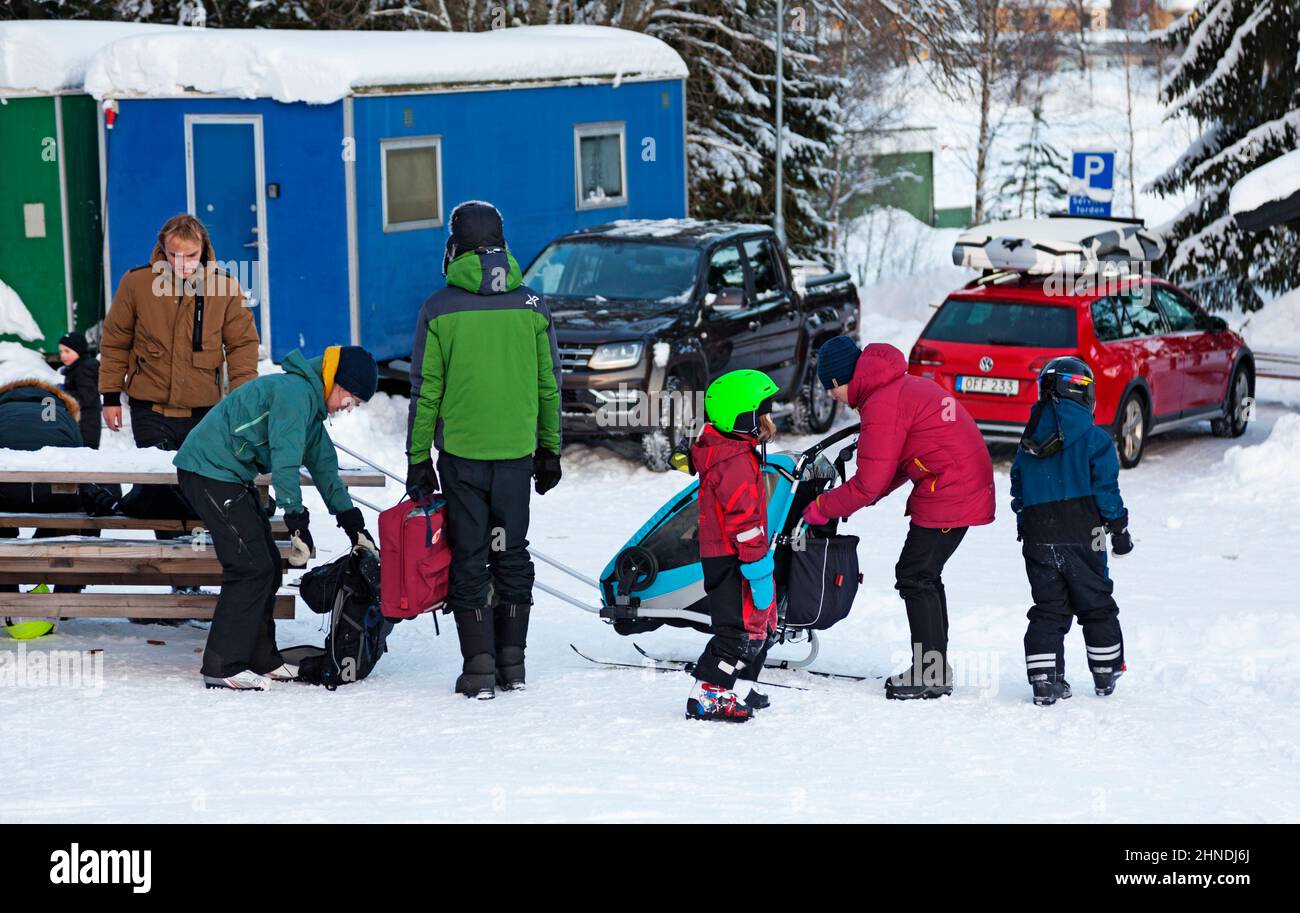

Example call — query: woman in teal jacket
[174,345,378,691]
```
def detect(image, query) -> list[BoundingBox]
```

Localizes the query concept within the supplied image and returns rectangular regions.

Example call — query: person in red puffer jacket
[802,337,995,700]
[685,369,781,723]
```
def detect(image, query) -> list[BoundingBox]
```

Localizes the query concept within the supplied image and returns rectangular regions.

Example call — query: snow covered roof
[82,24,688,104]
[0,20,181,94]
[953,217,1165,274]
[1230,149,1300,232]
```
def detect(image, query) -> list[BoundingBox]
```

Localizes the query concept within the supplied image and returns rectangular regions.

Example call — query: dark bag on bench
[783,534,862,630]
[283,547,392,690]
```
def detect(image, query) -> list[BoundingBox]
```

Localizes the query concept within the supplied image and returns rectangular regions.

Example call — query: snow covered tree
[994,95,1068,218]
[1149,0,1300,310]
[648,0,842,259]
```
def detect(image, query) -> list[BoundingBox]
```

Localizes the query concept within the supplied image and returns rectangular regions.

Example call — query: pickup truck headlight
[588,341,645,370]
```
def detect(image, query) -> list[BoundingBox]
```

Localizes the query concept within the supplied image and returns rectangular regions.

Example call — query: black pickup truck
[521,220,860,470]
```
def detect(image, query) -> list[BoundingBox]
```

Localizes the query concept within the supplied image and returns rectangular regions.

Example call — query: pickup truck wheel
[640,375,695,472]
[791,352,839,434]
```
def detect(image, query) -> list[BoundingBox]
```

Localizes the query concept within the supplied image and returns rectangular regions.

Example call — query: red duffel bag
[379,495,452,620]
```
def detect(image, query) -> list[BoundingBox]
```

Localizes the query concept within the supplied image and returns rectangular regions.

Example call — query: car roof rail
[964,269,1025,289]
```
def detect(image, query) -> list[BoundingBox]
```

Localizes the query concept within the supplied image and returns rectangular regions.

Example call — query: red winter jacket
[817,343,995,529]
[692,423,769,562]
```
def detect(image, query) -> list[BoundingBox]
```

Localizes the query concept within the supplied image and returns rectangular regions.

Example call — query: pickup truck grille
[558,344,595,371]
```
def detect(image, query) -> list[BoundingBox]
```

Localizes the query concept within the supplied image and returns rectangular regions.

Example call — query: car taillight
[910,343,945,366]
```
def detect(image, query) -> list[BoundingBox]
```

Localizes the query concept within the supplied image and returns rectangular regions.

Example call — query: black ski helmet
[1037,356,1096,410]
[443,200,506,275]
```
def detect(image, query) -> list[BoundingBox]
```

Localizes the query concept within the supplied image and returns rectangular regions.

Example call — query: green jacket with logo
[173,349,353,516]
[406,249,562,463]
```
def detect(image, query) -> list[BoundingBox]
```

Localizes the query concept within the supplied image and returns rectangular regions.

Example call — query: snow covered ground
[2,378,1297,822]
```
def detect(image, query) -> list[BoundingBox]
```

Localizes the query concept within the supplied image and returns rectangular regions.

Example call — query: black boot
[494,601,530,691]
[1092,664,1125,697]
[742,688,770,710]
[1031,672,1072,706]
[884,657,953,700]
[453,607,496,699]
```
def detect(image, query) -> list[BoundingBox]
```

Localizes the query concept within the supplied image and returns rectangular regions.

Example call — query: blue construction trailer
[92,25,688,361]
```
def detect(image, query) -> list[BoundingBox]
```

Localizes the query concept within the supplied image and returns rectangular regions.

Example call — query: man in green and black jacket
[406,201,562,699]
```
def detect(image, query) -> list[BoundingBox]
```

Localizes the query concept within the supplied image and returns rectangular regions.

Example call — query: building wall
[353,78,687,361]
[0,95,67,351]
[104,97,349,362]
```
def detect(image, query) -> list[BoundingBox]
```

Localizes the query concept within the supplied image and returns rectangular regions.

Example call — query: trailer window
[575,122,627,210]
[924,299,1077,348]
[381,136,442,231]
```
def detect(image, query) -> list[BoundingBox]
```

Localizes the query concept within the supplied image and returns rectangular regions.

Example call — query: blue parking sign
[1069,150,1115,217]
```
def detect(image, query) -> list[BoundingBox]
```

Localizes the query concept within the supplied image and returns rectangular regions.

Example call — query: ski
[633,642,878,682]
[570,644,809,690]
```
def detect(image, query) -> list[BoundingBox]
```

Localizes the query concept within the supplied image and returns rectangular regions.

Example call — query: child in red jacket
[686,369,780,723]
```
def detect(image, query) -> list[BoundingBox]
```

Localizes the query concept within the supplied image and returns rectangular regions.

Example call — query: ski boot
[686,680,753,722]
[1031,673,1072,706]
[1092,664,1126,697]
[885,661,953,700]
[265,662,300,683]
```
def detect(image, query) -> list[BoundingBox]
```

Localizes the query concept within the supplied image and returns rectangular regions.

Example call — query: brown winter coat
[99,228,260,417]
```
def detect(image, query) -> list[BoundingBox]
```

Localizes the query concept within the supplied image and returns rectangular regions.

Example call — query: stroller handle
[793,425,858,476]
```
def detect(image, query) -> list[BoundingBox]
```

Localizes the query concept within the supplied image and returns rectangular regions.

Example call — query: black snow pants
[1022,542,1123,682]
[126,401,208,538]
[894,523,968,677]
[438,452,535,663]
[692,555,770,690]
[178,469,285,678]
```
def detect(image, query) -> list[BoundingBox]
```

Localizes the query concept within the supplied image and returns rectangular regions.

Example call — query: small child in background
[1011,357,1132,706]
[58,331,102,448]
[685,369,780,723]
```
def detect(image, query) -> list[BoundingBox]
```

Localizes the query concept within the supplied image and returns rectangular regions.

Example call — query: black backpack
[283,548,393,690]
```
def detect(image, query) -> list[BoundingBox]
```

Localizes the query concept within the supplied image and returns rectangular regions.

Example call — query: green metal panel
[60,94,105,336]
[934,206,973,229]
[845,150,935,225]
[0,95,68,352]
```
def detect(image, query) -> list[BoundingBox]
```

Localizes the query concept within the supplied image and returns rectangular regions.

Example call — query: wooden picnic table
[0,466,386,492]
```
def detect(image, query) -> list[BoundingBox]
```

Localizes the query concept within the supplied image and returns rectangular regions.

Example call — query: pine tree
[1149,0,1300,310]
[994,97,1068,219]
[648,0,841,259]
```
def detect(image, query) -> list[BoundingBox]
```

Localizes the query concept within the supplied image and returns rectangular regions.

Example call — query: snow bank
[1230,149,1300,216]
[0,20,179,93]
[1221,412,1300,498]
[0,279,42,342]
[0,341,59,387]
[83,25,687,104]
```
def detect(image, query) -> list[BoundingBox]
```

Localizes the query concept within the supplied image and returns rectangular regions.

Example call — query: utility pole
[774,0,786,245]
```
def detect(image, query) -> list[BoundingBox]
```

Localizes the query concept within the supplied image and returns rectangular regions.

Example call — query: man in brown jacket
[99,214,261,542]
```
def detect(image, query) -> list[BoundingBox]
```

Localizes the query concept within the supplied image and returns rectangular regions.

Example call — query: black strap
[191,291,205,352]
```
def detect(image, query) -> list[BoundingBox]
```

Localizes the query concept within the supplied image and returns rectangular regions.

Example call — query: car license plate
[957,375,1019,396]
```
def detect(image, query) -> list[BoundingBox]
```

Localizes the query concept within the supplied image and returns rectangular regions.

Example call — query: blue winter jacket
[1010,398,1125,544]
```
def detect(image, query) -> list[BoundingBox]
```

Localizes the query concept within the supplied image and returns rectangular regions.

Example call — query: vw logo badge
[979,356,994,373]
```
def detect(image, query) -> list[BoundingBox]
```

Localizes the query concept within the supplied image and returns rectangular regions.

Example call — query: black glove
[1106,513,1133,556]
[336,506,378,555]
[533,448,562,495]
[284,509,314,567]
[406,457,439,502]
[79,484,121,517]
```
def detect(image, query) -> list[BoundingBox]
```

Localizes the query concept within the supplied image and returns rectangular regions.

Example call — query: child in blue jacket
[1011,357,1133,706]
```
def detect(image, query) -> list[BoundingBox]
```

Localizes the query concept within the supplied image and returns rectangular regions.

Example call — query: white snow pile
[0,278,42,342]
[0,341,59,387]
[83,25,687,104]
[1221,412,1300,498]
[0,20,179,93]
[1230,149,1300,216]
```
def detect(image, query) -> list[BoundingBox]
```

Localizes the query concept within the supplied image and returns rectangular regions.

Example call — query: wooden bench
[0,591,296,620]
[0,537,295,589]
[0,511,289,536]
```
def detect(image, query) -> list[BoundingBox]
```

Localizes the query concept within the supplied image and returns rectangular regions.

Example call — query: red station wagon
[907,273,1255,467]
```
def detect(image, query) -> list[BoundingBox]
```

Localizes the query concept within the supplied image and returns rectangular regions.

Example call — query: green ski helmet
[705,369,779,435]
